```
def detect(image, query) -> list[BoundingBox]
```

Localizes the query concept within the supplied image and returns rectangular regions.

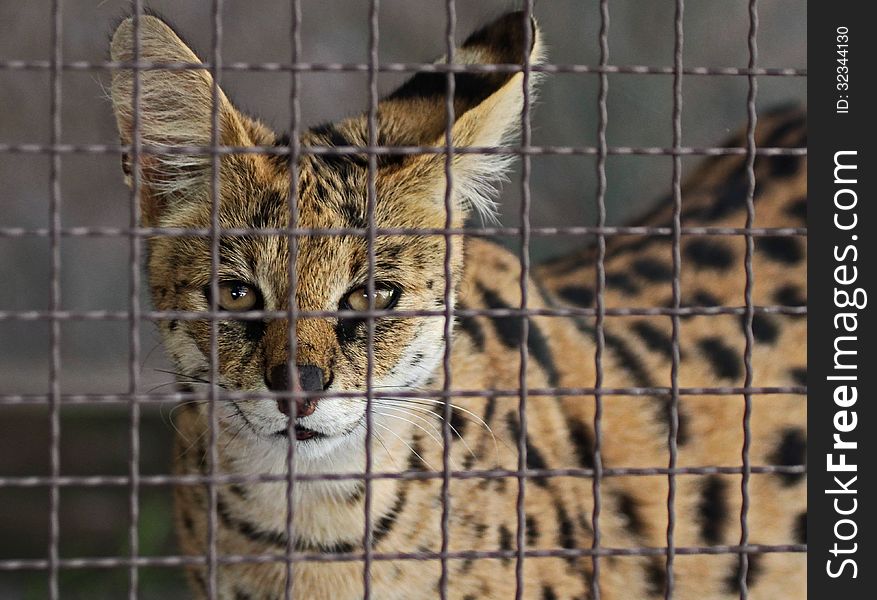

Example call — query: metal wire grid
[0,1,807,599]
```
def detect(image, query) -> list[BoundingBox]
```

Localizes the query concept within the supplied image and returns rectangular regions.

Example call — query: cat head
[110,11,543,462]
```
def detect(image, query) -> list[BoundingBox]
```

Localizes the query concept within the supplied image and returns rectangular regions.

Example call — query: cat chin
[220,400,415,478]
[229,415,369,470]
[238,414,413,478]
[284,429,361,465]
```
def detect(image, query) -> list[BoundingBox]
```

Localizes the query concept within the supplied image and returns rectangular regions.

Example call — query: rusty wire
[0,1,806,598]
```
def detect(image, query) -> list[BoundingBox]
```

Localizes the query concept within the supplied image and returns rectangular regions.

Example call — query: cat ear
[376,11,544,220]
[109,15,258,221]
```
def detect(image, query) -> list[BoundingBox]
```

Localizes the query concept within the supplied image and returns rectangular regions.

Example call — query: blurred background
[1,1,804,598]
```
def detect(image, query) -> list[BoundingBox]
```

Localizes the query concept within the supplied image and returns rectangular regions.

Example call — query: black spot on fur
[699,476,728,545]
[216,495,286,547]
[767,153,802,177]
[234,590,253,600]
[483,394,497,426]
[566,418,595,469]
[347,482,365,504]
[229,484,248,500]
[462,452,477,470]
[742,313,780,344]
[681,205,709,222]
[555,502,577,563]
[631,320,674,360]
[606,272,640,295]
[542,586,559,600]
[609,235,664,258]
[473,522,488,539]
[558,285,594,307]
[526,322,561,388]
[217,494,357,553]
[616,492,645,536]
[690,290,721,307]
[498,524,513,565]
[684,239,735,269]
[450,407,468,439]
[775,284,806,307]
[372,482,409,546]
[789,367,807,386]
[505,411,549,487]
[785,197,807,221]
[698,337,742,381]
[756,236,804,264]
[456,303,485,351]
[538,251,592,276]
[645,561,667,596]
[526,514,540,546]
[795,512,807,543]
[479,285,560,386]
[770,428,806,486]
[479,287,525,349]
[725,554,763,594]
[599,328,652,387]
[632,257,673,282]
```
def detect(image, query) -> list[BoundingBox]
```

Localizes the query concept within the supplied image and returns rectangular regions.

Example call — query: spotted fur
[110,11,805,599]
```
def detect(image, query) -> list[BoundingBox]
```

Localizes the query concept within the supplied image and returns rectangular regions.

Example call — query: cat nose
[266,364,326,418]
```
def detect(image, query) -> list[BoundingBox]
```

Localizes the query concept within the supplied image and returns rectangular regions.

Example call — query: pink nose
[266,364,325,417]
[276,397,317,418]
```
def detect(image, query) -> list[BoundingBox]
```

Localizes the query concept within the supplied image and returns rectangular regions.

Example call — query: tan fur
[110,12,805,599]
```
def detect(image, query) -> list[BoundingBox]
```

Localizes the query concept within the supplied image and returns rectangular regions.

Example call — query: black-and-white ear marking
[374,11,545,221]
[379,11,543,148]
[388,12,537,110]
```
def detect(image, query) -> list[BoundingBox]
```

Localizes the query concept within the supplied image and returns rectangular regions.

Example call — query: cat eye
[342,283,400,313]
[208,281,263,312]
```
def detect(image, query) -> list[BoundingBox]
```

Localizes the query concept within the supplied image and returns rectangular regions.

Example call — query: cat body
[109,11,806,599]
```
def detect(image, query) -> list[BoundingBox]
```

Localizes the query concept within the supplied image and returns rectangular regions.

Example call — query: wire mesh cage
[0,1,806,598]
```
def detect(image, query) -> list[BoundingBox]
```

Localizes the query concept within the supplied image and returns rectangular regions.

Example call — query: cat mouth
[274,423,326,441]
[229,401,324,441]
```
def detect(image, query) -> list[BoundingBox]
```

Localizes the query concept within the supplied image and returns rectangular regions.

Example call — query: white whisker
[373,421,437,472]
[356,421,399,469]
[378,396,501,462]
[373,410,459,471]
[374,401,477,461]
